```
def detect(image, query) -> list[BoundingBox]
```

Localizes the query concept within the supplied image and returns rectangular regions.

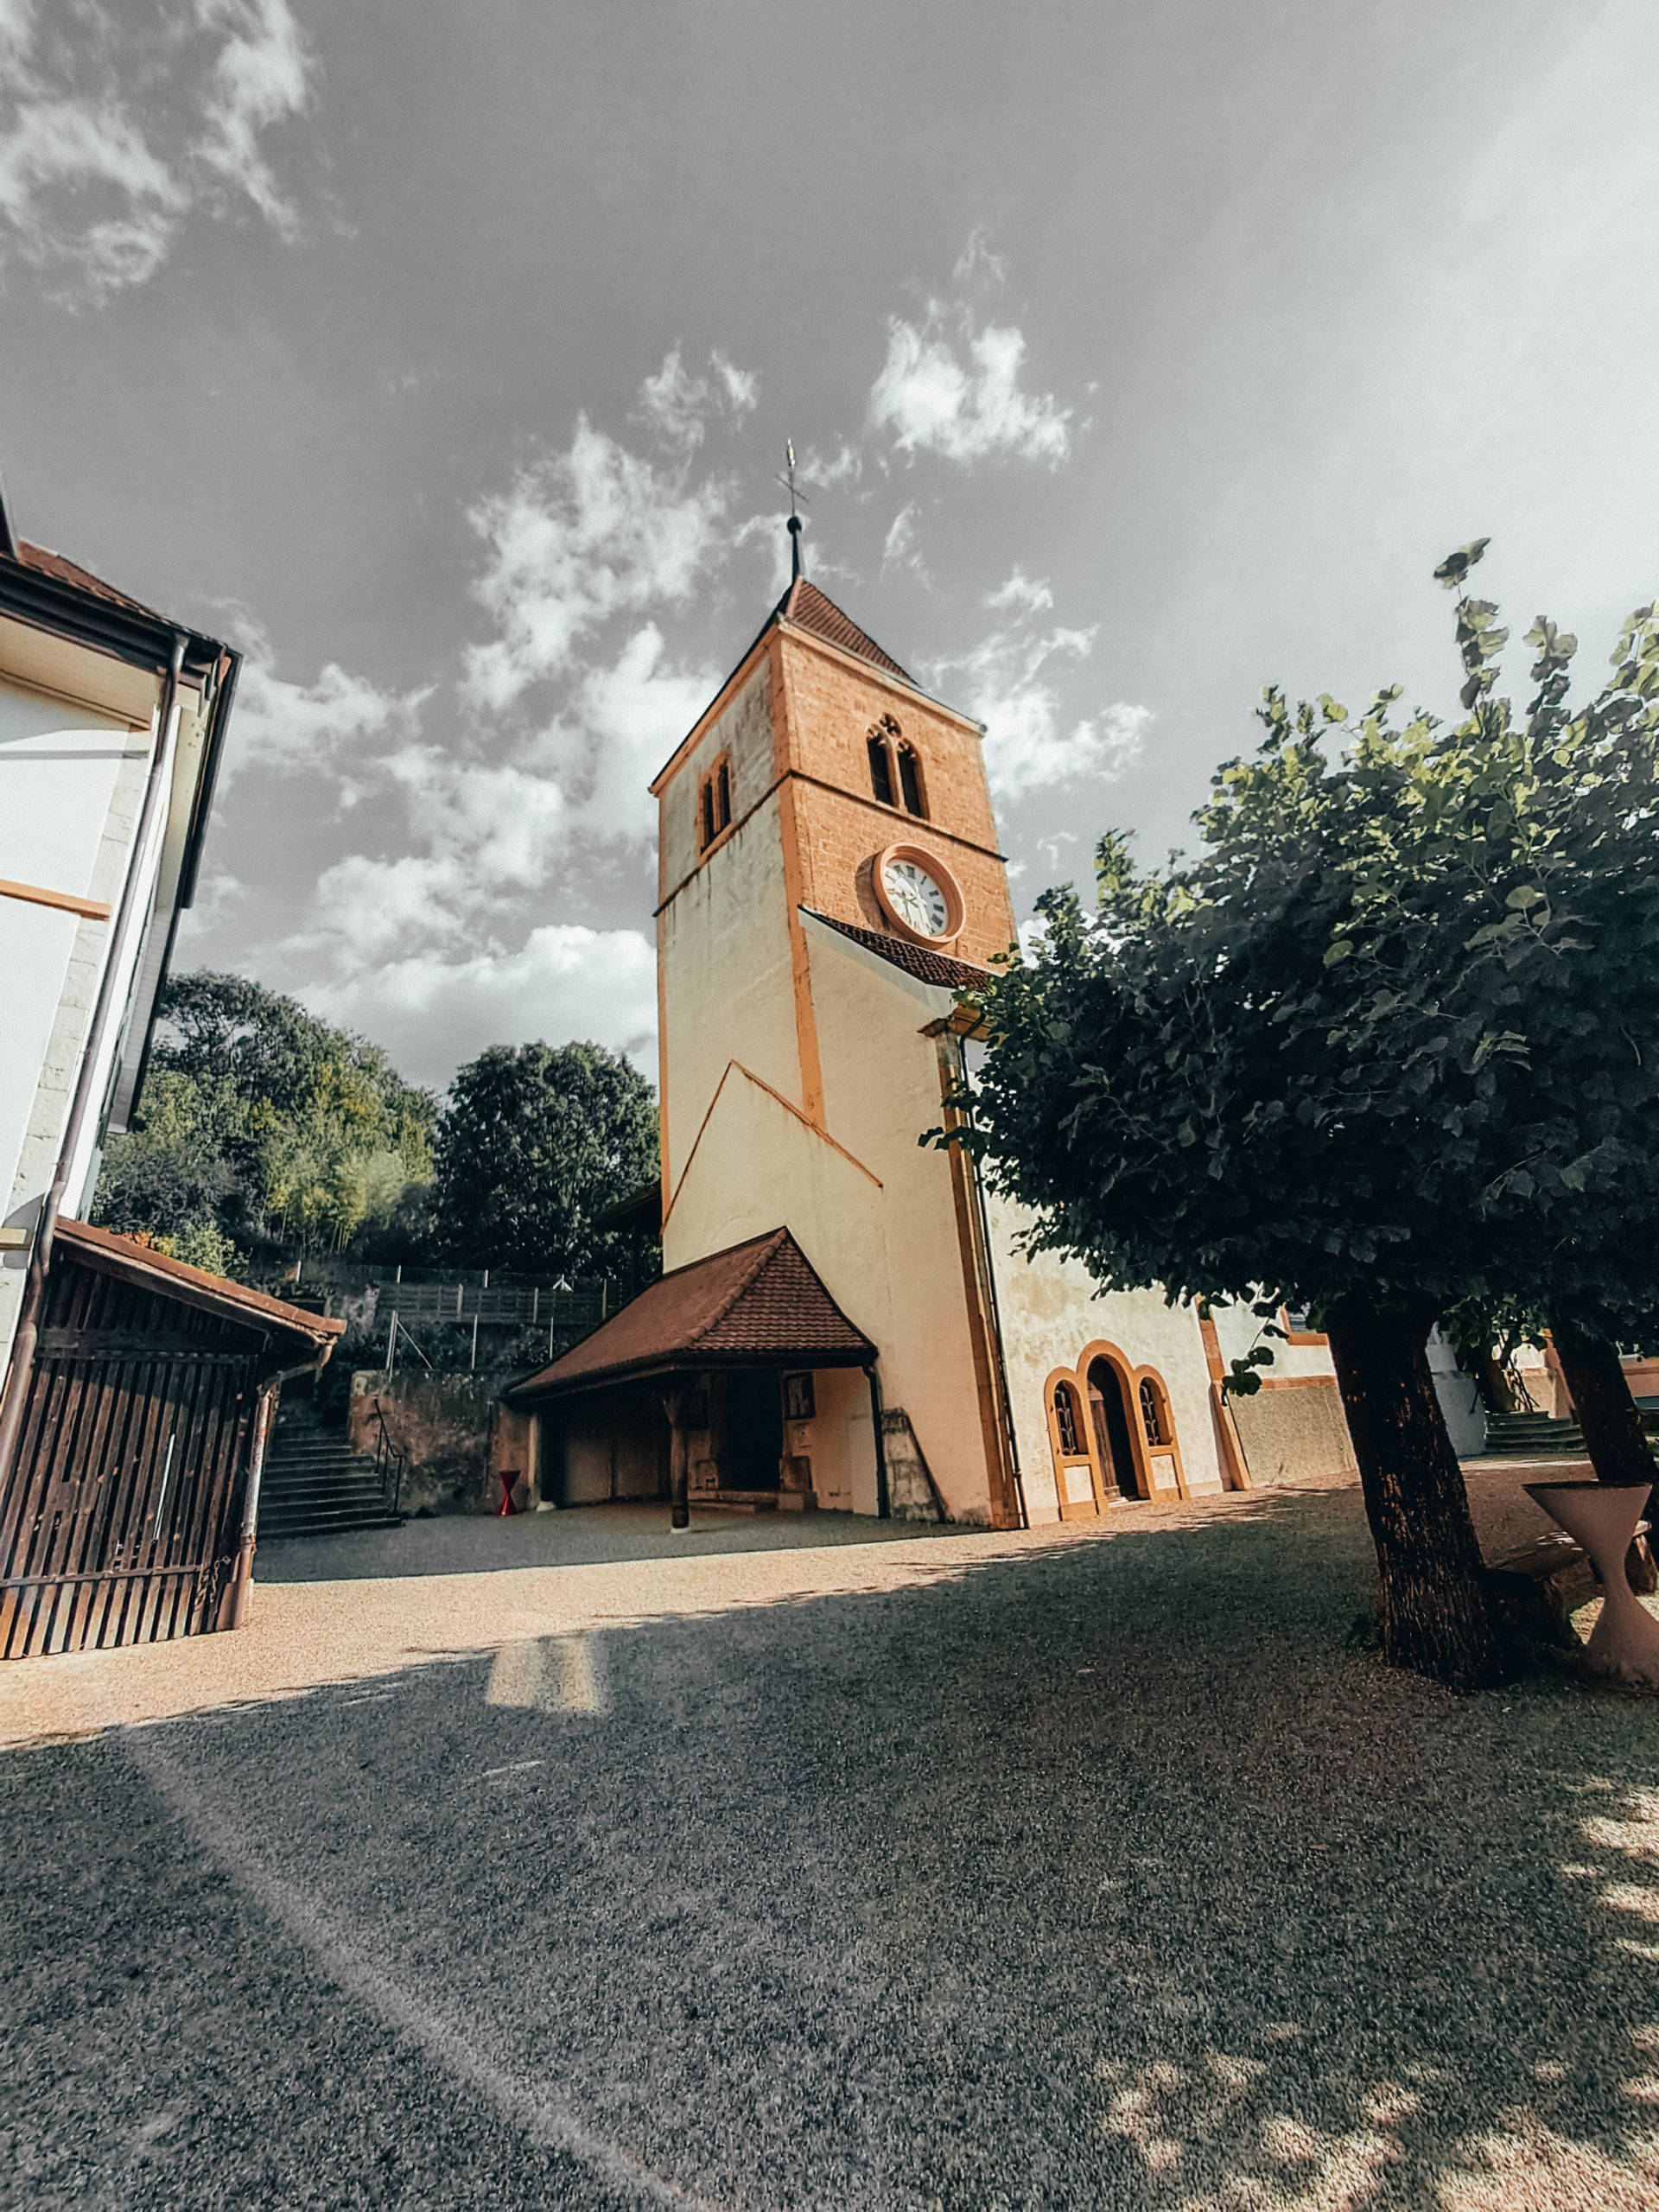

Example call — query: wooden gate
[0,1247,268,1658]
[1,1222,341,1658]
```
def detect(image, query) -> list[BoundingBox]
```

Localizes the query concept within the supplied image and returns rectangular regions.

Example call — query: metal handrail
[370,1397,407,1519]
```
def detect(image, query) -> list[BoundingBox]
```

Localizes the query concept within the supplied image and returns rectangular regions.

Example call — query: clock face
[882,855,950,938]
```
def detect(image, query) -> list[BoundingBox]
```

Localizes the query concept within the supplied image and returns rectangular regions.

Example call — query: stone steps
[257,1404,404,1540]
[1484,1411,1586,1457]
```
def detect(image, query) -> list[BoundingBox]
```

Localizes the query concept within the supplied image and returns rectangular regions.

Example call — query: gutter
[118,644,242,1127]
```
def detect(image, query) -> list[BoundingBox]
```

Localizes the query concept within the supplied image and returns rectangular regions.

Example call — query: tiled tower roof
[772,576,915,683]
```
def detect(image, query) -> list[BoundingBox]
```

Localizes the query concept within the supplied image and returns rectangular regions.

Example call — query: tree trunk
[1548,1317,1656,1487]
[1325,1295,1510,1692]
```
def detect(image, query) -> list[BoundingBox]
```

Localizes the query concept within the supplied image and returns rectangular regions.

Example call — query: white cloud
[0,0,315,300]
[796,442,862,489]
[636,346,758,451]
[934,573,1150,801]
[711,351,758,418]
[870,310,1070,467]
[880,503,929,582]
[307,851,472,964]
[217,622,428,788]
[953,226,1008,289]
[543,622,717,845]
[0,97,183,298]
[302,925,660,1090]
[195,0,313,237]
[984,568,1052,617]
[461,409,732,711]
[174,865,244,944]
[247,398,740,1077]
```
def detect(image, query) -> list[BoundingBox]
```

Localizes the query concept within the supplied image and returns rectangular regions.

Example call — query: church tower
[649,565,1024,1522]
[651,572,1014,1184]
[512,550,1324,1529]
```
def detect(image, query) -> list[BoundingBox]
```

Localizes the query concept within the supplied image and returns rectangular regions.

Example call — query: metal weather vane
[776,440,809,579]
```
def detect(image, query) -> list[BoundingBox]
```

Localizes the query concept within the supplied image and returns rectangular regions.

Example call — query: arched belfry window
[868,715,927,819]
[867,728,895,807]
[897,741,925,817]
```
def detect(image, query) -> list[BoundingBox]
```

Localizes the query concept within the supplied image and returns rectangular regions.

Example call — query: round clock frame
[872,841,966,946]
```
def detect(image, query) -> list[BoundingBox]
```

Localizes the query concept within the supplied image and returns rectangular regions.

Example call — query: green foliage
[957,545,1659,1338]
[432,1042,658,1280]
[92,973,437,1262]
[151,1222,241,1278]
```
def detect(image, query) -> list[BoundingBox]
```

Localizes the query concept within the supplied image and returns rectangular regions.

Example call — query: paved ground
[257,1497,969,1585]
[3,1481,1657,2210]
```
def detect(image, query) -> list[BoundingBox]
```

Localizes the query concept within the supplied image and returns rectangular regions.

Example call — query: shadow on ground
[255,1498,969,1583]
[3,1484,1656,2209]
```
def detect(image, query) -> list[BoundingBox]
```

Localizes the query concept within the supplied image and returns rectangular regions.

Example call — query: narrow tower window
[697,753,733,852]
[897,742,925,817]
[868,731,895,807]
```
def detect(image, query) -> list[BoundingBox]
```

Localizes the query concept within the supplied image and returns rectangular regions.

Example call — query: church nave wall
[981,1190,1229,1522]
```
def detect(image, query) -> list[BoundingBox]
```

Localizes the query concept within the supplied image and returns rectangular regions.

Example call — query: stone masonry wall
[349,1370,530,1516]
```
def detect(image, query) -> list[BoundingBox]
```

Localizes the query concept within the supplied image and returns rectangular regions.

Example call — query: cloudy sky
[3,1,1657,1090]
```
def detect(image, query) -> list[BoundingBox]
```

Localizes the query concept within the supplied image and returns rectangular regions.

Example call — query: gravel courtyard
[2,1483,1656,2211]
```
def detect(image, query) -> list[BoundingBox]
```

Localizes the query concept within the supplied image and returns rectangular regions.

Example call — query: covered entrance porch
[504,1228,886,1525]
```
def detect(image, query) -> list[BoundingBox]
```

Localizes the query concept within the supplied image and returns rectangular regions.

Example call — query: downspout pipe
[226,1375,277,1630]
[0,632,187,1489]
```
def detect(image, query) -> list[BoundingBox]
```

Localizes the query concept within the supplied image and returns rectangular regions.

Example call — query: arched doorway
[1087,1357,1141,1500]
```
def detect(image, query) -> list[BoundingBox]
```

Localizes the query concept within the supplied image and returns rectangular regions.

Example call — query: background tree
[92,973,436,1262]
[431,1042,659,1279]
[955,550,1659,1690]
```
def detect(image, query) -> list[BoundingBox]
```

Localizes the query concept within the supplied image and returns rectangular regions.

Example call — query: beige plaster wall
[787,1364,879,1516]
[658,659,774,899]
[659,790,801,1194]
[803,924,1000,1519]
[661,1060,996,1522]
[982,1193,1227,1521]
[1209,1298,1340,1384]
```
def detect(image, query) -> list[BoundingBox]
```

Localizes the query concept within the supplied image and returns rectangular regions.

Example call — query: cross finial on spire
[777,440,809,582]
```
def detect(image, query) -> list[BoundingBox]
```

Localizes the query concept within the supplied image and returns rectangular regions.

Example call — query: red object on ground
[497,1469,518,1516]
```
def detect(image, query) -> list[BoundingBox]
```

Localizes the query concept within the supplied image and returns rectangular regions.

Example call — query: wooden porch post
[663,1382,691,1532]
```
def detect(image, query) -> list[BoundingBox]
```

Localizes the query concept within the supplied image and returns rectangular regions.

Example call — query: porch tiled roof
[505,1228,874,1401]
[803,907,996,994]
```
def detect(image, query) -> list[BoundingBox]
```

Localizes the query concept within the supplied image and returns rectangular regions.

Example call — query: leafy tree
[432,1042,658,1279]
[90,1071,240,1240]
[955,549,1659,1690]
[93,974,436,1260]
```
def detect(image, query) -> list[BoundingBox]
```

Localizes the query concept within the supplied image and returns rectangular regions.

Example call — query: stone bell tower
[649,566,1014,1195]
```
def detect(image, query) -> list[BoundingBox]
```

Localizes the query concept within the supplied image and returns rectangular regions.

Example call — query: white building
[0,502,240,1427]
